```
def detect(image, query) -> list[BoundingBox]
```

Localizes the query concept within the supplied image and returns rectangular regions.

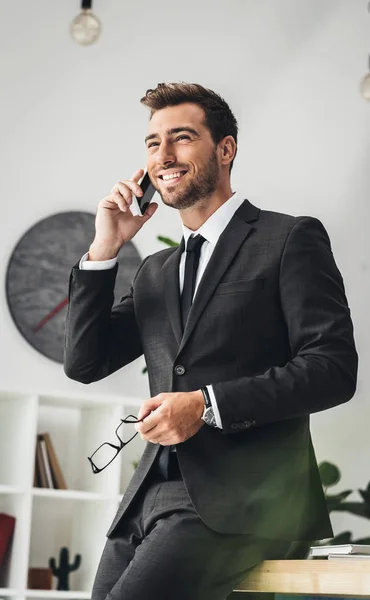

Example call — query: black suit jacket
[64,199,358,541]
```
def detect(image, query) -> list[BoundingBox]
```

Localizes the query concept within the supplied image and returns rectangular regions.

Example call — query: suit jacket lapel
[178,199,260,353]
[162,237,185,346]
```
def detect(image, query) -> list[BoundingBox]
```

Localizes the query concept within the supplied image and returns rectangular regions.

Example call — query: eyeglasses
[87,415,143,474]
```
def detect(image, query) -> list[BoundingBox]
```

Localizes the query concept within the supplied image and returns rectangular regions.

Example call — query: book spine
[36,439,48,488]
[0,513,16,567]
[33,446,40,488]
[39,437,54,488]
[328,554,370,560]
[42,432,67,490]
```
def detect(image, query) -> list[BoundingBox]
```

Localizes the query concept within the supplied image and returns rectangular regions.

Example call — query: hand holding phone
[89,170,158,261]
[130,171,156,216]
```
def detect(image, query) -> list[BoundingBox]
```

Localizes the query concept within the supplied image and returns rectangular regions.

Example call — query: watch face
[203,408,217,427]
[6,211,142,364]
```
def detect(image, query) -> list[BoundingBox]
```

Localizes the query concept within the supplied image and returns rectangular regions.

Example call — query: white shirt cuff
[79,251,118,270]
[207,385,222,429]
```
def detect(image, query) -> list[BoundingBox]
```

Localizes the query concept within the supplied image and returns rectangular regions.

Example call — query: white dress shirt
[80,192,246,429]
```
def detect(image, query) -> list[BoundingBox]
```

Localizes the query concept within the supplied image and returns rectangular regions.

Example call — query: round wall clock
[5,211,142,364]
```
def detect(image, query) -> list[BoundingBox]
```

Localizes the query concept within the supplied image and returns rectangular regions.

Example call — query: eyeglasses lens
[91,444,119,470]
[90,418,138,471]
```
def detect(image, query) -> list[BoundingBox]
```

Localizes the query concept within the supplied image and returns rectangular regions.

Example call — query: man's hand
[135,391,205,445]
[89,169,158,261]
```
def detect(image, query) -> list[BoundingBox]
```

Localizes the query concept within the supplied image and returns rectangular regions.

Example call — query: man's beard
[156,148,219,210]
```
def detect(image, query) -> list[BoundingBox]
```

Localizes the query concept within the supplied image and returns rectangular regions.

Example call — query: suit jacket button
[174,365,186,376]
[231,423,239,430]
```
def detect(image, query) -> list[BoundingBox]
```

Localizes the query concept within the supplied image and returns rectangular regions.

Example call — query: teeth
[162,172,184,181]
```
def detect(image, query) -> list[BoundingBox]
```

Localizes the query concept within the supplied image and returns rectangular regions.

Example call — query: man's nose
[156,142,176,166]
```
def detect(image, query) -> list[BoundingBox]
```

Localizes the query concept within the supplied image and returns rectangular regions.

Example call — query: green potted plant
[286,461,370,559]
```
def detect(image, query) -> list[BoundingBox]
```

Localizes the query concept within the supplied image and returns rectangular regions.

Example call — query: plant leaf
[319,461,341,487]
[329,531,353,545]
[284,541,311,559]
[334,502,370,518]
[353,536,370,544]
[157,235,180,247]
[359,489,370,505]
[326,490,353,511]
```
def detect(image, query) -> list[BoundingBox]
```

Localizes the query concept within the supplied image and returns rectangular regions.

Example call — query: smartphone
[130,171,156,216]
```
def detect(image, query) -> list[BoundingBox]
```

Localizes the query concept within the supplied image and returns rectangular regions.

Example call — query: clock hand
[33,297,69,333]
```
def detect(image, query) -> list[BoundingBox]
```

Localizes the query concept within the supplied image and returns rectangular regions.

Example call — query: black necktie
[157,234,206,479]
[180,234,206,330]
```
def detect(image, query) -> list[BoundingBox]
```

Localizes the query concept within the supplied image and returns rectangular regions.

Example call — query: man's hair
[140,82,238,172]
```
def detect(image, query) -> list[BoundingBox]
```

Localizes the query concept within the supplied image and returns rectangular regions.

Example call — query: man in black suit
[64,82,358,600]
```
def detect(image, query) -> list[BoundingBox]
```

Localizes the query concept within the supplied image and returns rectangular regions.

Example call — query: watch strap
[201,387,212,409]
[200,387,218,428]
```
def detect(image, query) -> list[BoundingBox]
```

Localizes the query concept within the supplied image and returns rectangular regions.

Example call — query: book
[33,454,39,487]
[0,513,16,567]
[28,567,52,589]
[35,438,48,487]
[310,544,370,557]
[38,436,54,488]
[41,432,67,490]
[328,553,370,560]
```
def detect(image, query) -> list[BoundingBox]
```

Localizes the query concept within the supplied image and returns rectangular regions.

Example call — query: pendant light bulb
[360,54,370,101]
[70,0,101,46]
[362,4,370,101]
[360,72,370,101]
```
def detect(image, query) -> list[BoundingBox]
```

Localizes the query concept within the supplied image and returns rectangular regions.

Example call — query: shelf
[0,389,145,597]
[0,386,143,409]
[0,485,24,495]
[25,592,91,599]
[38,391,143,410]
[32,488,122,502]
[0,591,91,599]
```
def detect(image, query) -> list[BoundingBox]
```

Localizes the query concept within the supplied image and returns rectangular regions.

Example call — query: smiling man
[64,82,358,600]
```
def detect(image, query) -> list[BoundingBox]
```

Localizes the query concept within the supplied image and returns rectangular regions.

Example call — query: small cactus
[49,547,81,591]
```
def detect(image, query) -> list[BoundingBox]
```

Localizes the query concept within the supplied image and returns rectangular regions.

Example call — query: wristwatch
[201,387,218,428]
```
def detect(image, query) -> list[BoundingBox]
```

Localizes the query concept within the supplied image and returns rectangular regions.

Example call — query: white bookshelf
[0,389,145,600]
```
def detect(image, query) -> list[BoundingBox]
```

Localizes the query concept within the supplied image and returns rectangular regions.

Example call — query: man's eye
[176,135,190,141]
[148,142,159,148]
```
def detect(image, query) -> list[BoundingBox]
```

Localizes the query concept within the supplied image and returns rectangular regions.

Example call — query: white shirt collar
[181,192,246,247]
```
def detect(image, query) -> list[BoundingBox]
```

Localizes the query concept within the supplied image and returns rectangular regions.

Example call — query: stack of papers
[309,544,370,559]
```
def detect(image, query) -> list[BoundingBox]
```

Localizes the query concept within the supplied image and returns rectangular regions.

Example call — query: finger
[129,168,145,183]
[141,202,158,222]
[137,396,163,421]
[110,191,130,213]
[139,410,162,433]
[136,405,152,421]
[139,424,160,440]
[111,180,142,200]
[118,181,144,202]
[147,437,171,445]
[146,432,169,444]
[136,405,162,432]
[137,404,152,422]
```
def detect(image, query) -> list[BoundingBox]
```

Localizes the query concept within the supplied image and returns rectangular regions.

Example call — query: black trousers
[91,452,290,600]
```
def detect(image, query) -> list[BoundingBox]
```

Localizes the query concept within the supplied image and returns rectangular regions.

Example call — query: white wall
[1,0,369,539]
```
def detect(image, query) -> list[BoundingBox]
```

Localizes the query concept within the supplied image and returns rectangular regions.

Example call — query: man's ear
[220,136,237,166]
